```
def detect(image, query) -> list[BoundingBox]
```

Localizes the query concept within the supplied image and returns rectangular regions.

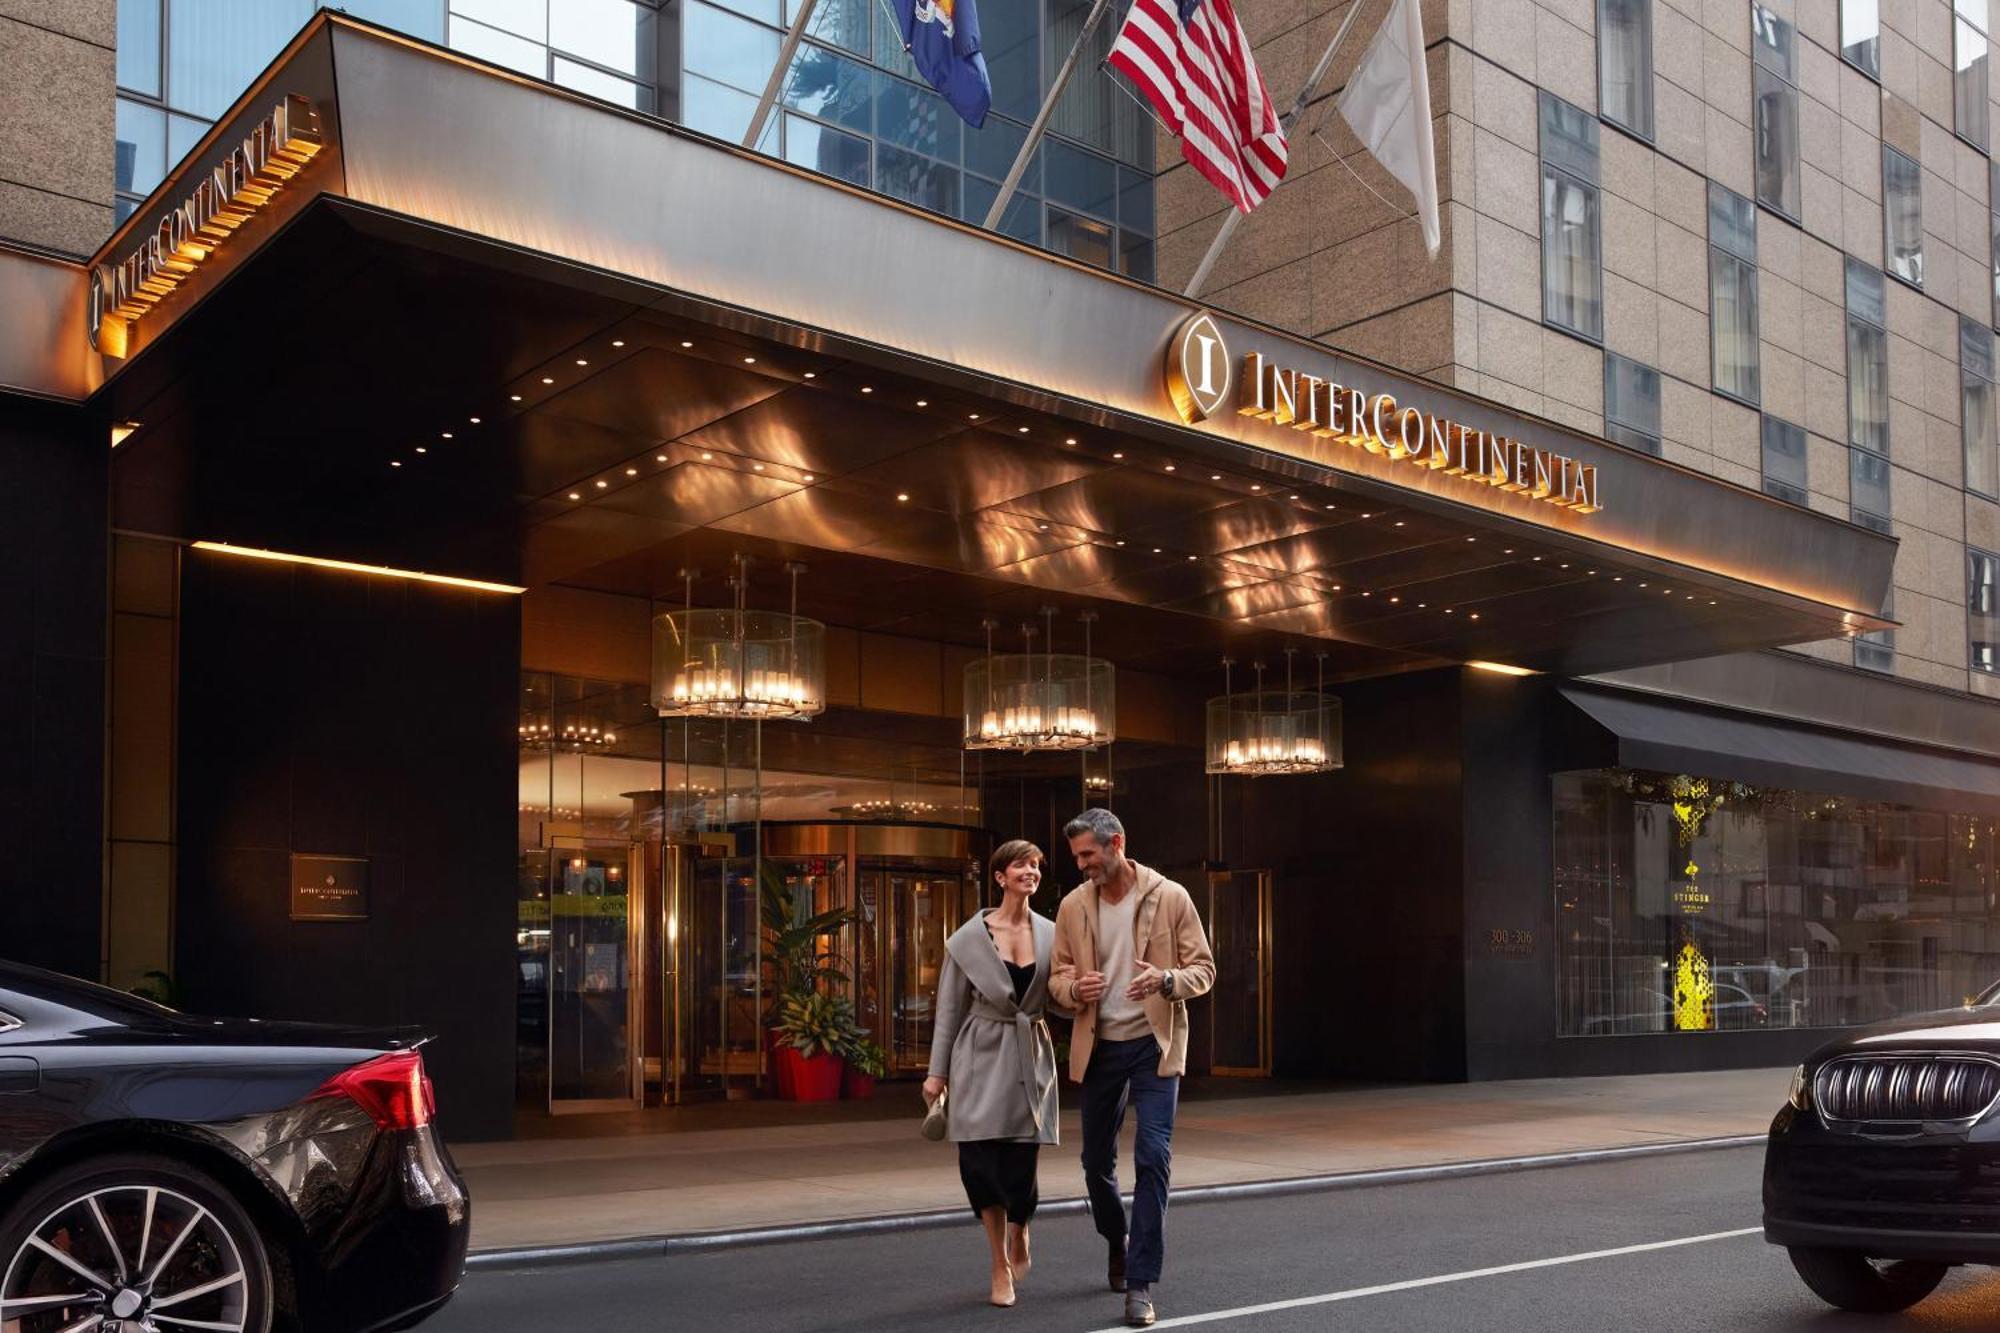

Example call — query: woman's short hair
[990,839,1044,881]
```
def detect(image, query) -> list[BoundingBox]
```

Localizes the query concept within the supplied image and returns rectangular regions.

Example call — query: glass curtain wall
[114,0,1156,276]
[1555,768,2000,1038]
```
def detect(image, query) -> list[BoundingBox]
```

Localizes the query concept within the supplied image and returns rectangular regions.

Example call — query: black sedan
[0,960,469,1332]
[1765,986,2000,1313]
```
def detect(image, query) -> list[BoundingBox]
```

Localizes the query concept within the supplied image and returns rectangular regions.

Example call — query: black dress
[957,956,1041,1225]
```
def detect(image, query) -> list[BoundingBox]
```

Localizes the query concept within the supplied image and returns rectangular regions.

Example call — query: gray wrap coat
[925,910,1062,1145]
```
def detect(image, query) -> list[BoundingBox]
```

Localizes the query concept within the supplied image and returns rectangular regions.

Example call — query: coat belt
[966,996,1049,1135]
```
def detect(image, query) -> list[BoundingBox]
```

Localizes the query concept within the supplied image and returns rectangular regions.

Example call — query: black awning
[1559,687,2000,815]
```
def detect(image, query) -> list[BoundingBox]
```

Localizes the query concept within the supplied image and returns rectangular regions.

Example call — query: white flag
[1336,0,1440,256]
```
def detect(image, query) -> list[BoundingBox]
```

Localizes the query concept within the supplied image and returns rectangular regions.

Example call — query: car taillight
[312,1049,436,1130]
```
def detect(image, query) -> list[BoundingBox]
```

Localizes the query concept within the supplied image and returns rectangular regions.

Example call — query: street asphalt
[420,1144,2000,1331]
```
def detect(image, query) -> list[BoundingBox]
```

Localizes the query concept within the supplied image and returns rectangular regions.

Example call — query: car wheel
[1786,1246,1949,1313]
[0,1151,273,1333]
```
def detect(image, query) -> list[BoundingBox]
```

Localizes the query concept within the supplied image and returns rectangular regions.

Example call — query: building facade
[0,1,1992,1141]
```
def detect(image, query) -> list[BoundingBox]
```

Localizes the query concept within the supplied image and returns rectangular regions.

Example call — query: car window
[0,964,179,1028]
[0,1009,19,1035]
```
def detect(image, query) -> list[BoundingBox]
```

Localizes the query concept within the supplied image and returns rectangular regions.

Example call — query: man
[1049,808,1215,1328]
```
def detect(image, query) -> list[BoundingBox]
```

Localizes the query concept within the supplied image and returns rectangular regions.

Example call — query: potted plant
[758,866,860,1100]
[840,1034,888,1099]
[773,990,855,1102]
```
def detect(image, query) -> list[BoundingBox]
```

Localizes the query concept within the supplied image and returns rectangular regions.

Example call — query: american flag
[1107,0,1288,213]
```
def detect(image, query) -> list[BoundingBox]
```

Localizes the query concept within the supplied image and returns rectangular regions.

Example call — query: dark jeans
[1080,1035,1180,1286]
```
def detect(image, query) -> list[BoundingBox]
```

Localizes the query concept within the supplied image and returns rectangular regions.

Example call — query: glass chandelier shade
[1205,654,1342,776]
[963,652,1115,751]
[651,608,826,720]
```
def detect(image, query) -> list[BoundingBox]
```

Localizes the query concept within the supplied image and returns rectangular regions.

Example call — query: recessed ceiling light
[1115,540,1125,546]
[803,371,816,379]
[1470,613,1481,620]
[1418,602,1427,608]
[1588,569,1597,575]
[1504,548,1514,554]
[1532,556,1542,562]
[753,463,765,471]
[1290,494,1300,500]
[575,359,588,366]
[969,413,980,420]
[469,416,481,424]
[1250,484,1262,491]
[1559,563,1568,569]
[1613,576,1623,582]
[568,492,580,500]
[1663,588,1672,594]
[510,394,522,401]
[1018,426,1029,433]
[700,451,713,460]
[861,386,873,393]
[1113,451,1125,459]
[1187,555,1197,562]
[743,356,756,364]
[441,432,453,440]
[656,454,668,462]
[1638,582,1648,588]
[680,340,693,348]
[541,377,554,384]
[1039,523,1049,530]
[1330,584,1342,591]
[1361,513,1372,519]
[595,480,608,489]
[1210,474,1221,481]
[1466,537,1476,543]
[1065,436,1077,445]
[1152,547,1162,554]
[1324,504,1336,510]
[390,460,402,468]
[612,340,625,347]
[803,473,815,481]
[1393,520,1403,527]
[415,446,427,454]
[625,467,638,476]
[1165,464,1177,472]
[897,492,910,501]
[1362,591,1371,597]
[917,399,929,407]
[1389,596,1400,604]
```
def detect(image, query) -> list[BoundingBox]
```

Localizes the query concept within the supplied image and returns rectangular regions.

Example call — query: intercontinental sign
[90,94,323,358]
[1164,311,1602,515]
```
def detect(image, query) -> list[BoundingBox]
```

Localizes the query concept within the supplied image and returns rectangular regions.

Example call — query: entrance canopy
[73,14,1895,679]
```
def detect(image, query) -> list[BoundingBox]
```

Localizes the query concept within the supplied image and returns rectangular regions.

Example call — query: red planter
[766,1030,794,1099]
[774,1045,845,1101]
[842,1067,876,1100]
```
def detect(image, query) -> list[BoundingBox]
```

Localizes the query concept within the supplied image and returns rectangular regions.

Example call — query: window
[1846,259,1889,456]
[1709,183,1760,403]
[1966,318,1998,496]
[1540,93,1604,341]
[1884,146,1924,287]
[1752,5,1801,220]
[1841,0,1881,77]
[1555,768,2000,1037]
[1959,0,1991,150]
[1599,0,1654,140]
[1974,549,2000,673]
[1604,353,1662,454]
[1856,587,1895,671]
[1761,417,1808,504]
[1851,448,1892,530]
[1993,160,2000,329]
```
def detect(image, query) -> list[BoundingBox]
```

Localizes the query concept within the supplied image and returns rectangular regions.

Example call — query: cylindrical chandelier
[517,716,618,749]
[1205,651,1342,776]
[964,608,1115,752]
[652,559,826,721]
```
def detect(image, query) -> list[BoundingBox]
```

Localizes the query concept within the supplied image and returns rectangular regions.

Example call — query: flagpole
[744,0,822,149]
[983,0,1116,229]
[1182,0,1368,297]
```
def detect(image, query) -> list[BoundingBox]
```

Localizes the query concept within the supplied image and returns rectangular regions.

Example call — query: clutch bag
[921,1086,949,1141]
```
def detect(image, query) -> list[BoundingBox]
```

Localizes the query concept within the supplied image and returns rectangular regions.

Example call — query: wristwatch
[1160,969,1175,999]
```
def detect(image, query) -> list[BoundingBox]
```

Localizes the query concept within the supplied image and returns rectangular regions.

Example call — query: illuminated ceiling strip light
[191,541,526,594]
[1467,660,1535,677]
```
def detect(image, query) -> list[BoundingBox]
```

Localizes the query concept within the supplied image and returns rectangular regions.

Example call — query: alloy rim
[0,1183,249,1332]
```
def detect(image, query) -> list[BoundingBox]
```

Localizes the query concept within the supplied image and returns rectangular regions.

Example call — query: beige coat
[1048,862,1216,1081]
[926,909,1061,1145]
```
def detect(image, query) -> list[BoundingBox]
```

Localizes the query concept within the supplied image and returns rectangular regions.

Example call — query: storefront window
[1556,768,2000,1037]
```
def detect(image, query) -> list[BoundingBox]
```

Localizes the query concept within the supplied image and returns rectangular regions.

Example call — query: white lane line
[1092,1226,1764,1329]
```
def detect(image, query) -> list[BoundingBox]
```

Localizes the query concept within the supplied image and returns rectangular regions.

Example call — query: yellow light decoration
[189,541,526,594]
[1673,937,1713,1031]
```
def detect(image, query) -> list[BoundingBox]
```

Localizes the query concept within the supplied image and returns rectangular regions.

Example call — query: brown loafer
[1125,1284,1156,1327]
[1108,1239,1127,1293]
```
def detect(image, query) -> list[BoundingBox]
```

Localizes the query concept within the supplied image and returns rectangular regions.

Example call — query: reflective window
[1752,5,1801,220]
[1960,0,1991,150]
[876,142,959,216]
[1555,768,2000,1036]
[550,0,655,79]
[686,2,781,95]
[1846,259,1888,455]
[448,13,543,75]
[167,0,313,120]
[1967,317,1998,497]
[784,113,870,187]
[1599,0,1653,140]
[1856,586,1895,671]
[1710,183,1760,404]
[1884,146,1924,287]
[1048,206,1115,268]
[118,0,162,96]
[1851,447,1891,530]
[1993,159,2000,329]
[1841,0,1881,77]
[1603,353,1661,455]
[114,98,166,198]
[1540,93,1603,341]
[792,0,870,61]
[1974,548,2000,673]
[1761,415,1808,505]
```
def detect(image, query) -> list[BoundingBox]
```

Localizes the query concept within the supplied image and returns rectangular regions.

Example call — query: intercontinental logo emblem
[1163,311,1602,514]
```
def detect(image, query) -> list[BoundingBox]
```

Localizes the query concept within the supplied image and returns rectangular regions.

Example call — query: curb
[464,1132,1767,1272]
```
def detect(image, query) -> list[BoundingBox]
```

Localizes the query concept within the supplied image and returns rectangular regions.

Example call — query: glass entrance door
[1208,868,1272,1075]
[547,843,642,1111]
[871,862,973,1072]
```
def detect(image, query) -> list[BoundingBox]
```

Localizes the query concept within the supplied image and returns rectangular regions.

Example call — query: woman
[924,839,1061,1308]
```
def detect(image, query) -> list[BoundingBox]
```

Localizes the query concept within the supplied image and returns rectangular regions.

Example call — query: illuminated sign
[1165,310,1602,514]
[90,94,323,357]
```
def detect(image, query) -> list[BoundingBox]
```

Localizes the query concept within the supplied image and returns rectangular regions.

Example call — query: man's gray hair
[1063,807,1125,846]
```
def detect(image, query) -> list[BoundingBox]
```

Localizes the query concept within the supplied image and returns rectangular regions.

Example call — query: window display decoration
[1204,650,1342,776]
[1673,934,1714,1031]
[653,559,826,721]
[963,608,1115,752]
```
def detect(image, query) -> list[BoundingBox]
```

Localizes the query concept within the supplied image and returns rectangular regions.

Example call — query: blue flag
[895,0,992,128]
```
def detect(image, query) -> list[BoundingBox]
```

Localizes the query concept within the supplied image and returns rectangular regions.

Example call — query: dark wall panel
[0,393,105,977]
[176,550,519,1140]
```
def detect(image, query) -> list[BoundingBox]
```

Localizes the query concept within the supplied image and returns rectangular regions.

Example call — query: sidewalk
[452,1067,1790,1253]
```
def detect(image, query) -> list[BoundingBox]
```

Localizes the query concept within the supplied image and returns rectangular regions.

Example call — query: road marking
[1093,1226,1764,1329]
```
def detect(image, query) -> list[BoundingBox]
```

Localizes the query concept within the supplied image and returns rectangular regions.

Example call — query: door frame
[547,837,645,1115]
[1207,867,1274,1077]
